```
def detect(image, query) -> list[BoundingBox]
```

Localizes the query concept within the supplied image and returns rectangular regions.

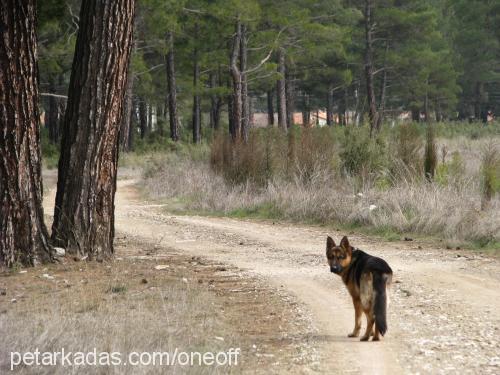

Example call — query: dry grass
[0,237,304,374]
[142,128,500,248]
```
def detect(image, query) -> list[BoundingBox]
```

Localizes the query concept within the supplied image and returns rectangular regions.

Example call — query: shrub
[436,151,465,186]
[480,142,500,210]
[389,123,422,181]
[339,127,387,179]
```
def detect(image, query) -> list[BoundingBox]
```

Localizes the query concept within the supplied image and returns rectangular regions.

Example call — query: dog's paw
[372,336,380,342]
[348,333,359,338]
[360,336,370,342]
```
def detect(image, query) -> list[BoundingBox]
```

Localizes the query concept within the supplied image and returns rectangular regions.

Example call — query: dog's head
[326,236,353,275]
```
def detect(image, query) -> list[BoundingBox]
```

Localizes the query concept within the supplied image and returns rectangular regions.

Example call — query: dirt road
[46,177,500,374]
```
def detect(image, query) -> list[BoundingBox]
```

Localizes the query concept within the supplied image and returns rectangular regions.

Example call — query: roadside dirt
[42,174,500,374]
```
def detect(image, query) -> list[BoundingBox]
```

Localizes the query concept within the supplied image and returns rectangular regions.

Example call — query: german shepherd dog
[326,236,393,341]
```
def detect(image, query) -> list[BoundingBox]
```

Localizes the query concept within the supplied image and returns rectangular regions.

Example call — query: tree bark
[424,89,430,123]
[166,31,179,141]
[302,93,311,126]
[230,20,243,141]
[326,89,334,126]
[227,76,234,136]
[364,0,379,136]
[147,104,153,134]
[0,0,53,268]
[209,71,222,130]
[285,65,294,128]
[128,96,138,151]
[120,67,134,152]
[376,67,388,130]
[240,24,250,142]
[139,99,147,138]
[267,89,274,126]
[339,90,347,126]
[376,43,389,130]
[411,108,420,122]
[276,47,287,132]
[52,0,135,260]
[192,23,201,144]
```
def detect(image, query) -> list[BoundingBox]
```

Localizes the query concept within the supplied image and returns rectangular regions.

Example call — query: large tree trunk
[52,0,135,260]
[0,0,53,268]
[276,47,287,132]
[267,89,274,126]
[364,0,379,136]
[230,20,243,141]
[166,32,179,141]
[192,23,201,144]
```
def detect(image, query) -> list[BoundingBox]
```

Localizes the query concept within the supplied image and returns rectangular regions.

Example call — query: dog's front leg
[348,298,362,337]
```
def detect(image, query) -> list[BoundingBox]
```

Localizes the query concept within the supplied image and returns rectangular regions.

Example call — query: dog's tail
[373,272,391,336]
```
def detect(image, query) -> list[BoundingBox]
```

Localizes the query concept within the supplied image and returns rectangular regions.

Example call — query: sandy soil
[42,175,500,374]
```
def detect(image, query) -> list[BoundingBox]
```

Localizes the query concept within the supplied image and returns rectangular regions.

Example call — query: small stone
[18,270,27,274]
[404,237,413,242]
[154,265,169,270]
[0,289,6,296]
[141,278,148,284]
[11,298,17,303]
[182,277,188,283]
[53,247,65,257]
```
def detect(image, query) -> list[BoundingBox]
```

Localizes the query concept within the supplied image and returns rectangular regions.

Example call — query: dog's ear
[326,236,336,249]
[340,236,351,252]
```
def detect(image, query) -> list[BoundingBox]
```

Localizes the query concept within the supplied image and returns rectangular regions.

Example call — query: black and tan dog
[326,236,393,341]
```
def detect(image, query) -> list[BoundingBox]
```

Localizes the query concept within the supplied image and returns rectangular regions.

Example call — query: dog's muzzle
[330,265,342,274]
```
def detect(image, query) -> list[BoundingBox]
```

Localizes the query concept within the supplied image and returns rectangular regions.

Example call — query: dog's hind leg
[360,312,375,342]
[348,298,362,337]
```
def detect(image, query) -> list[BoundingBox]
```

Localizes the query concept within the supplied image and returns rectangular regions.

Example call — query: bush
[389,123,422,181]
[339,127,387,179]
[210,126,339,187]
[436,151,465,186]
[480,142,500,210]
